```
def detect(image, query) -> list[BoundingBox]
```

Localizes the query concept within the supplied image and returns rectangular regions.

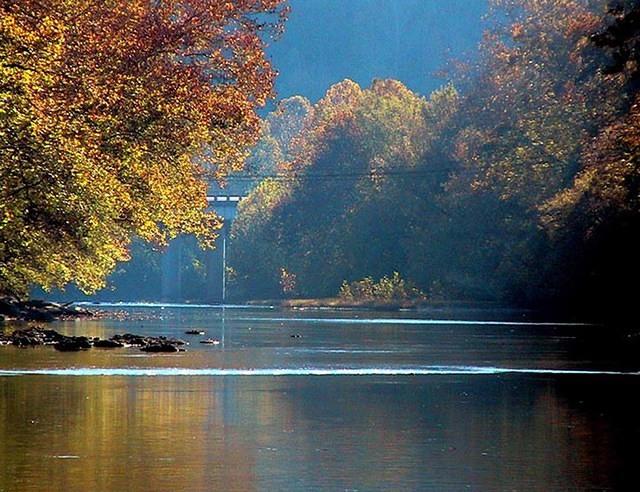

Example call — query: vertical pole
[222,225,227,304]
[221,225,227,347]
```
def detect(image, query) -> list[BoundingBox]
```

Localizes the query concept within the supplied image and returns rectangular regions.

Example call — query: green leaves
[229,79,455,299]
[0,0,287,296]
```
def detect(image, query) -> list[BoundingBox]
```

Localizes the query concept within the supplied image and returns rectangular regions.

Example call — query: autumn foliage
[230,79,457,299]
[0,0,287,296]
[229,0,640,319]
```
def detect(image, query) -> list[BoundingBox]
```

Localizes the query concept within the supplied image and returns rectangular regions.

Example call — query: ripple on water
[236,317,593,327]
[0,366,637,377]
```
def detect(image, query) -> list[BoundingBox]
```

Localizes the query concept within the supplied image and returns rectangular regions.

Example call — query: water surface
[1,305,638,491]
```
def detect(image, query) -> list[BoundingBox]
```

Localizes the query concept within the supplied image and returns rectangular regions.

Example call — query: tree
[535,1,640,313]
[0,0,287,297]
[229,0,640,320]
[230,79,457,299]
[229,96,311,299]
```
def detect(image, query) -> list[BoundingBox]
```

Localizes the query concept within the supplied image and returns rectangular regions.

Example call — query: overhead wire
[215,161,570,182]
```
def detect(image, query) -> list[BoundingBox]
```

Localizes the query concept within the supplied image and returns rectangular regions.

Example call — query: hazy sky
[267,0,488,101]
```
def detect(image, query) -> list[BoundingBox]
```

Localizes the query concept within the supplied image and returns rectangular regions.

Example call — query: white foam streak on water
[0,366,636,377]
[295,349,402,354]
[237,317,592,327]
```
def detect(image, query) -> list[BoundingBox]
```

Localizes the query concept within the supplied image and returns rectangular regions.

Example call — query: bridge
[160,193,246,303]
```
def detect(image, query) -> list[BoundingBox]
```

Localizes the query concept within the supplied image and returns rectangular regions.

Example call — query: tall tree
[0,0,287,296]
[230,79,457,299]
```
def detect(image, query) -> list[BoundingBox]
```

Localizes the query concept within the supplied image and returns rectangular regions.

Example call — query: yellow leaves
[450,0,634,214]
[511,22,524,40]
[231,78,460,299]
[1,0,285,296]
[541,91,640,236]
[315,79,364,124]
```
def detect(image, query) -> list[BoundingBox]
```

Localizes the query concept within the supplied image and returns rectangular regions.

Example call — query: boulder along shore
[0,297,93,322]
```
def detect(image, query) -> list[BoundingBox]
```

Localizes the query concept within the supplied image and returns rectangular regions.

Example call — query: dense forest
[5,0,640,322]
[227,0,640,320]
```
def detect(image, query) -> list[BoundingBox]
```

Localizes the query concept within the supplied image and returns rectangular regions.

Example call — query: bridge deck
[206,195,244,203]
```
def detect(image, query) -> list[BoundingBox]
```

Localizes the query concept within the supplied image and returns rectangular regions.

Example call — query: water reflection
[1,307,639,490]
[1,375,637,491]
[0,377,258,492]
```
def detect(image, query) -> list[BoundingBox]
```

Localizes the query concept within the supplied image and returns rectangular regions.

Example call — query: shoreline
[250,297,520,312]
[248,298,603,324]
[1,297,611,326]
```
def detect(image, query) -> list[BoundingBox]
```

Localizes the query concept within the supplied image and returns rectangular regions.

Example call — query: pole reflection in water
[222,305,226,348]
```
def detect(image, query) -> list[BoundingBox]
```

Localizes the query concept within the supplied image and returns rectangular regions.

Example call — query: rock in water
[93,339,124,348]
[54,337,92,351]
[0,297,94,321]
[111,333,147,346]
[1,327,186,353]
[200,338,221,345]
[8,327,65,346]
[185,330,206,335]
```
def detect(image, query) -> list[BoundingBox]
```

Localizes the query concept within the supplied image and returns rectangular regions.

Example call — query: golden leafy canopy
[0,0,288,295]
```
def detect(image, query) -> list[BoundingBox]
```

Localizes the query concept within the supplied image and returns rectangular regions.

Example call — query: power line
[221,172,449,182]
[216,162,572,182]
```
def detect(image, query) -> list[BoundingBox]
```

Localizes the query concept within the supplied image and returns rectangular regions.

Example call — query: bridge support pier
[160,236,184,302]
[204,225,228,304]
[158,194,242,304]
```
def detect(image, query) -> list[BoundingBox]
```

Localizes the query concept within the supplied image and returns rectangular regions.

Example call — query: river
[1,305,638,491]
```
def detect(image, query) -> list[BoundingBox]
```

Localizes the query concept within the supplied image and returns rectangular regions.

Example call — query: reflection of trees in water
[0,375,636,491]
[0,377,268,491]
[553,377,640,491]
[267,377,627,490]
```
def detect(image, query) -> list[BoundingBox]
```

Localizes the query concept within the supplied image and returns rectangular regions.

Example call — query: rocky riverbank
[0,327,186,353]
[0,297,93,322]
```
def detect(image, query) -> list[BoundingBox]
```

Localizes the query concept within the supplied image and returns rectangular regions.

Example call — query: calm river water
[1,305,639,491]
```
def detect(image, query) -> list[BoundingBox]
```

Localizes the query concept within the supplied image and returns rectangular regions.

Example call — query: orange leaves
[0,0,286,295]
[543,93,640,233]
[230,79,459,300]
[451,0,628,209]
[510,22,525,40]
[565,11,601,38]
